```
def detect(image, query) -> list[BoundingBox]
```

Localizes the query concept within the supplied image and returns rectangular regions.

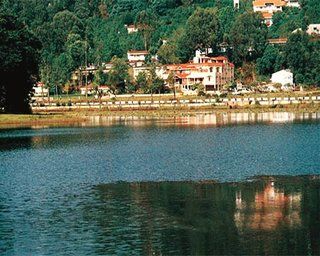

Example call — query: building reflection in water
[85,112,320,128]
[89,176,319,255]
[235,181,302,232]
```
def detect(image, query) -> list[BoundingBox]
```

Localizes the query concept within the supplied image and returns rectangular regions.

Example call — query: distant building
[261,12,273,27]
[271,69,294,85]
[253,0,300,27]
[306,24,320,35]
[32,82,48,97]
[234,0,240,9]
[253,0,286,13]
[164,51,234,95]
[126,25,138,34]
[292,28,303,34]
[268,38,288,45]
[127,50,149,67]
[284,0,300,8]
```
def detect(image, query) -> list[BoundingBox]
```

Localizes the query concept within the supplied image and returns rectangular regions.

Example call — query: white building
[234,0,240,9]
[307,24,320,35]
[271,69,294,86]
[165,52,235,95]
[285,0,300,8]
[253,0,299,26]
[127,50,149,67]
[253,0,286,14]
[33,83,48,97]
[126,25,138,34]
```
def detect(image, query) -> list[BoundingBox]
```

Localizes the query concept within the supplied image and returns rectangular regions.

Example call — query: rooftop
[253,0,286,7]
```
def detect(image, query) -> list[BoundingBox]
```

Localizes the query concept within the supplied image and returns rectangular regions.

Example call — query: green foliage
[136,71,149,92]
[257,45,284,75]
[0,11,40,113]
[2,0,320,96]
[108,57,130,94]
[284,32,319,85]
[229,12,268,65]
[269,8,303,38]
[184,7,220,53]
[93,67,108,86]
[157,43,180,64]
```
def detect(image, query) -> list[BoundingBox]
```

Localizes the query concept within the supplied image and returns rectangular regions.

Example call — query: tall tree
[184,7,220,53]
[257,45,283,75]
[284,31,311,84]
[135,10,157,50]
[157,43,180,64]
[229,12,268,65]
[0,12,40,113]
[108,57,130,94]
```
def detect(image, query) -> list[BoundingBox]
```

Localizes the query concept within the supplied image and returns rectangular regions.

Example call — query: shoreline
[1,104,320,128]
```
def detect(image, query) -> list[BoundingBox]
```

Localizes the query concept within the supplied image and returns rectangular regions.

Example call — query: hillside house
[234,0,240,9]
[285,0,300,8]
[32,83,48,97]
[268,38,288,44]
[127,50,149,67]
[253,0,299,26]
[253,0,286,13]
[126,25,138,34]
[271,69,293,85]
[307,24,320,35]
[165,52,234,95]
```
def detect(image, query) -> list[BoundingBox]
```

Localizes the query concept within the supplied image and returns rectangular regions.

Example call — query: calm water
[0,113,320,255]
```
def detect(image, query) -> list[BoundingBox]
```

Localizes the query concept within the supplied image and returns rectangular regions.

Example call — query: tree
[93,67,108,86]
[0,12,40,113]
[257,45,283,75]
[284,31,311,84]
[229,12,268,65]
[108,57,130,95]
[136,71,149,93]
[218,6,235,42]
[184,8,220,53]
[157,43,180,64]
[167,71,176,98]
[135,10,157,50]
[148,65,165,94]
[51,10,82,53]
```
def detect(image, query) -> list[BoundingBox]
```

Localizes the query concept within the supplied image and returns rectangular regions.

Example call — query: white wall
[271,70,294,85]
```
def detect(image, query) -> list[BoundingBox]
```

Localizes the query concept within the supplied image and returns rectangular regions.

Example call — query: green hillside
[1,0,320,93]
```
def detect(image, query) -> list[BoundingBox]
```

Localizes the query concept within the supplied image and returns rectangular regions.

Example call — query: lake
[0,112,320,255]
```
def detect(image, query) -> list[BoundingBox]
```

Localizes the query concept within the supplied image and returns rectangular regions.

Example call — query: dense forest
[0,0,320,111]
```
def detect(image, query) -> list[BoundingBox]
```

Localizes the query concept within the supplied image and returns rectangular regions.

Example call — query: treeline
[1,0,320,111]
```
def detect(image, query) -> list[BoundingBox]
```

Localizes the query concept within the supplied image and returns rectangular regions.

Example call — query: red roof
[212,56,228,61]
[253,0,286,7]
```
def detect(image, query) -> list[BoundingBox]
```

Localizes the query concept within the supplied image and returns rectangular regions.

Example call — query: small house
[33,83,48,97]
[126,25,138,34]
[307,24,320,35]
[271,69,293,86]
[127,50,149,67]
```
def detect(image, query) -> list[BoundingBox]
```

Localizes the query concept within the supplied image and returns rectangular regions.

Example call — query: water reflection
[1,112,320,130]
[86,112,320,127]
[235,181,301,231]
[0,174,319,255]
[88,176,319,255]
